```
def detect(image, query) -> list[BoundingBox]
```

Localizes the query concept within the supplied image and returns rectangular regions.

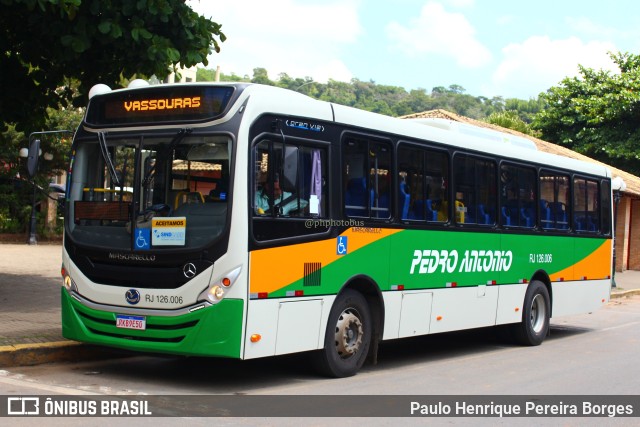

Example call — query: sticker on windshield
[135,228,151,250]
[152,217,186,246]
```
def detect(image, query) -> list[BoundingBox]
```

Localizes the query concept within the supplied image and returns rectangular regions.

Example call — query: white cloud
[565,16,617,40]
[443,0,475,8]
[187,0,361,82]
[486,36,618,99]
[385,1,491,68]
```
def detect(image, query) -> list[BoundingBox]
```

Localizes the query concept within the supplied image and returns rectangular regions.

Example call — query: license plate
[115,314,146,330]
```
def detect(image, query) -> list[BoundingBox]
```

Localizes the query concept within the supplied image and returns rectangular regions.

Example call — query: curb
[0,341,127,368]
[611,289,640,299]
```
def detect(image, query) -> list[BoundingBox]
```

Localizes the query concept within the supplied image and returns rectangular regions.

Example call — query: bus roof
[87,82,611,179]
[327,100,609,178]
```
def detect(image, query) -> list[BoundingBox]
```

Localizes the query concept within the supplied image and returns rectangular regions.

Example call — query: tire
[511,280,550,346]
[313,289,372,378]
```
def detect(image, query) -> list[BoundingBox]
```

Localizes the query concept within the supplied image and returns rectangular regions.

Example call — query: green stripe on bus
[270,230,607,297]
[61,288,244,358]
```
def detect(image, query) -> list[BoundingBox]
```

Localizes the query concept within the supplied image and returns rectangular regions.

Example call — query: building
[402,109,640,272]
[162,66,197,84]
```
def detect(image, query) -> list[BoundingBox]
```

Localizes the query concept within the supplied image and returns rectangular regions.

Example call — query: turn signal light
[250,334,262,343]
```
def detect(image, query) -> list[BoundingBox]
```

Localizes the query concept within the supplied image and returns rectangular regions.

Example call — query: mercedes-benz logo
[125,289,140,305]
[183,262,197,279]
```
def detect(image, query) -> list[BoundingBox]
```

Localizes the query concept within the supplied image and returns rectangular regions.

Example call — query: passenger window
[397,144,449,222]
[343,137,391,219]
[600,179,611,235]
[500,164,536,228]
[453,155,496,225]
[574,177,599,232]
[539,171,570,230]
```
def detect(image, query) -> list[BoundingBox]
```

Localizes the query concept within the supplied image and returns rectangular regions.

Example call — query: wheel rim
[530,294,547,333]
[334,308,363,359]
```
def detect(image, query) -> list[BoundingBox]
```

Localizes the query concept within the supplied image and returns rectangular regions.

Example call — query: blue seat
[345,178,368,216]
[425,200,438,221]
[477,204,491,224]
[520,207,534,227]
[398,182,410,220]
[540,200,552,229]
[549,202,568,229]
[576,214,597,232]
[374,192,390,218]
[409,199,437,221]
[501,206,511,226]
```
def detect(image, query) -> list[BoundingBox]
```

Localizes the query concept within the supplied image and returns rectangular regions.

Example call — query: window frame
[342,134,393,221]
[452,153,497,227]
[397,141,450,223]
[250,134,331,243]
[499,162,537,229]
[539,169,571,232]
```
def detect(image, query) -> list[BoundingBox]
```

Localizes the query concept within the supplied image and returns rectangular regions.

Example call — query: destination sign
[85,86,235,126]
[123,96,201,112]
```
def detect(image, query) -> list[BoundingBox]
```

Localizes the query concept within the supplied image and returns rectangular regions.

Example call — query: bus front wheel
[511,280,550,346]
[314,289,372,378]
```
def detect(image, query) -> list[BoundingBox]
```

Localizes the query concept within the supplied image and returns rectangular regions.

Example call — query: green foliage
[251,68,274,85]
[1,0,225,131]
[533,52,640,175]
[0,124,37,233]
[197,67,539,121]
[485,111,540,137]
[0,94,82,234]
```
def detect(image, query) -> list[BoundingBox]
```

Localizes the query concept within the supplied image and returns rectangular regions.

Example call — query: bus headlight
[198,266,241,304]
[210,286,225,300]
[61,264,78,293]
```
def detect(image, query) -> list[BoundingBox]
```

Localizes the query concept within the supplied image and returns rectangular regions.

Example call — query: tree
[1,0,225,132]
[251,68,274,85]
[533,52,640,175]
[485,111,539,137]
[0,92,83,234]
[197,67,248,83]
[504,98,543,123]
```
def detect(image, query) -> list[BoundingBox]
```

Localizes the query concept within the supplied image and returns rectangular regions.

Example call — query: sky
[187,0,640,100]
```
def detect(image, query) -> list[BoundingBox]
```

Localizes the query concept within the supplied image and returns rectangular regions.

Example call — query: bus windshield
[67,132,232,251]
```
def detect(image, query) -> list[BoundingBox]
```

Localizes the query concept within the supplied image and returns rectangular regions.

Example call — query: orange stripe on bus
[249,228,402,294]
[550,240,612,282]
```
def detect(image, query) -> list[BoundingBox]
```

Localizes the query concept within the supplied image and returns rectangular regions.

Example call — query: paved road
[0,243,63,346]
[1,295,639,425]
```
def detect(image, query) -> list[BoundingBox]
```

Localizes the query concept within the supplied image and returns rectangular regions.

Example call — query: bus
[61,81,613,377]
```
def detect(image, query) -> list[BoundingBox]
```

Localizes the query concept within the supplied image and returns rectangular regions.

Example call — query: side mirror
[26,139,40,179]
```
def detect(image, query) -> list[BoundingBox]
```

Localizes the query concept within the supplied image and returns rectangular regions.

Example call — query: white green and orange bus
[61,82,613,377]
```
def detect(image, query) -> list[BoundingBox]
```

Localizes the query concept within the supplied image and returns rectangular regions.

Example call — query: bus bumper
[61,287,244,358]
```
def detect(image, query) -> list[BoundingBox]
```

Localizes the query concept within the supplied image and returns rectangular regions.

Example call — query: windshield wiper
[97,132,120,187]
[142,128,192,188]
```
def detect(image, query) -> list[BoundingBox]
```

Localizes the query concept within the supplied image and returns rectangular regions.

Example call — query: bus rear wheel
[314,289,371,378]
[511,280,550,346]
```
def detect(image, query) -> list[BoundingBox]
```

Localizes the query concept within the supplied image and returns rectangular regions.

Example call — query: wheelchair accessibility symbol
[337,236,348,255]
[135,228,151,250]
